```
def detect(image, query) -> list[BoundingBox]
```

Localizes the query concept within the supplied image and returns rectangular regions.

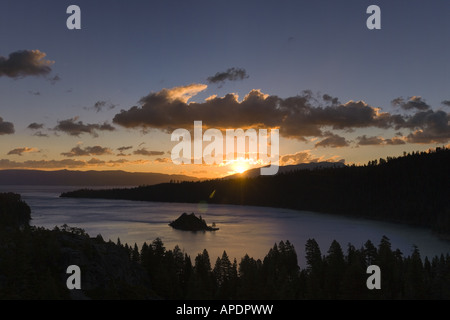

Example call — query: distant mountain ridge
[0,169,199,186]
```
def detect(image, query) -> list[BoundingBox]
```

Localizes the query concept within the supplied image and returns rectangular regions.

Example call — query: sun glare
[231,159,250,174]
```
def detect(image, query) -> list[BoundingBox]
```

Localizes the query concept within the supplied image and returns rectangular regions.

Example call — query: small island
[169,213,219,232]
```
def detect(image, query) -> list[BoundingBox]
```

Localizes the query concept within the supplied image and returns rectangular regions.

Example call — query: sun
[231,159,250,174]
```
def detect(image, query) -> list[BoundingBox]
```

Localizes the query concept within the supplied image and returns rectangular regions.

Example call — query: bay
[1,185,449,267]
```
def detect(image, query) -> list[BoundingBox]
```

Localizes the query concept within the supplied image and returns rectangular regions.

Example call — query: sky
[0,0,449,178]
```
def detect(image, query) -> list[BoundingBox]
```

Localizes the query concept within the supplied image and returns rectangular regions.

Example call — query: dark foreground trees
[1,228,449,299]
[1,193,449,299]
[121,236,450,300]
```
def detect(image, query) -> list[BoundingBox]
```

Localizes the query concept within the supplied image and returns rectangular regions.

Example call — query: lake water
[1,185,449,267]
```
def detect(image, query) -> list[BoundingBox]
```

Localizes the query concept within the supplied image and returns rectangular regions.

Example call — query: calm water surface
[2,185,449,267]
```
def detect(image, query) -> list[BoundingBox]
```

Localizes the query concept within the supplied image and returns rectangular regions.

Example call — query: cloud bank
[0,158,149,169]
[133,148,165,156]
[315,132,349,148]
[53,117,115,137]
[113,85,449,144]
[61,146,113,157]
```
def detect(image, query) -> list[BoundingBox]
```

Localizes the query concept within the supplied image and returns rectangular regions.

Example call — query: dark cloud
[28,123,48,137]
[0,117,15,135]
[385,137,406,145]
[391,96,430,111]
[322,94,340,105]
[407,111,450,144]
[61,146,113,157]
[33,131,49,138]
[133,148,165,156]
[356,135,406,146]
[441,100,450,108]
[84,101,116,113]
[207,67,249,84]
[117,146,133,156]
[315,132,349,148]
[0,50,53,78]
[28,91,41,96]
[87,158,104,165]
[47,74,61,85]
[27,122,44,130]
[53,117,115,137]
[356,135,386,146]
[117,146,133,152]
[113,85,449,144]
[113,85,284,131]
[7,147,39,156]
[404,110,450,143]
[289,100,398,132]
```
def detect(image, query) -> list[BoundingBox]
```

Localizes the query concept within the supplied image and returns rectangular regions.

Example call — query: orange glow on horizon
[229,158,252,174]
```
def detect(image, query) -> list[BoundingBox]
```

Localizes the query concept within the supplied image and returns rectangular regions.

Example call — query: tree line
[2,225,450,299]
[116,235,450,300]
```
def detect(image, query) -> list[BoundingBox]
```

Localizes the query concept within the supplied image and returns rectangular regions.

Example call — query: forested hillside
[1,192,449,299]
